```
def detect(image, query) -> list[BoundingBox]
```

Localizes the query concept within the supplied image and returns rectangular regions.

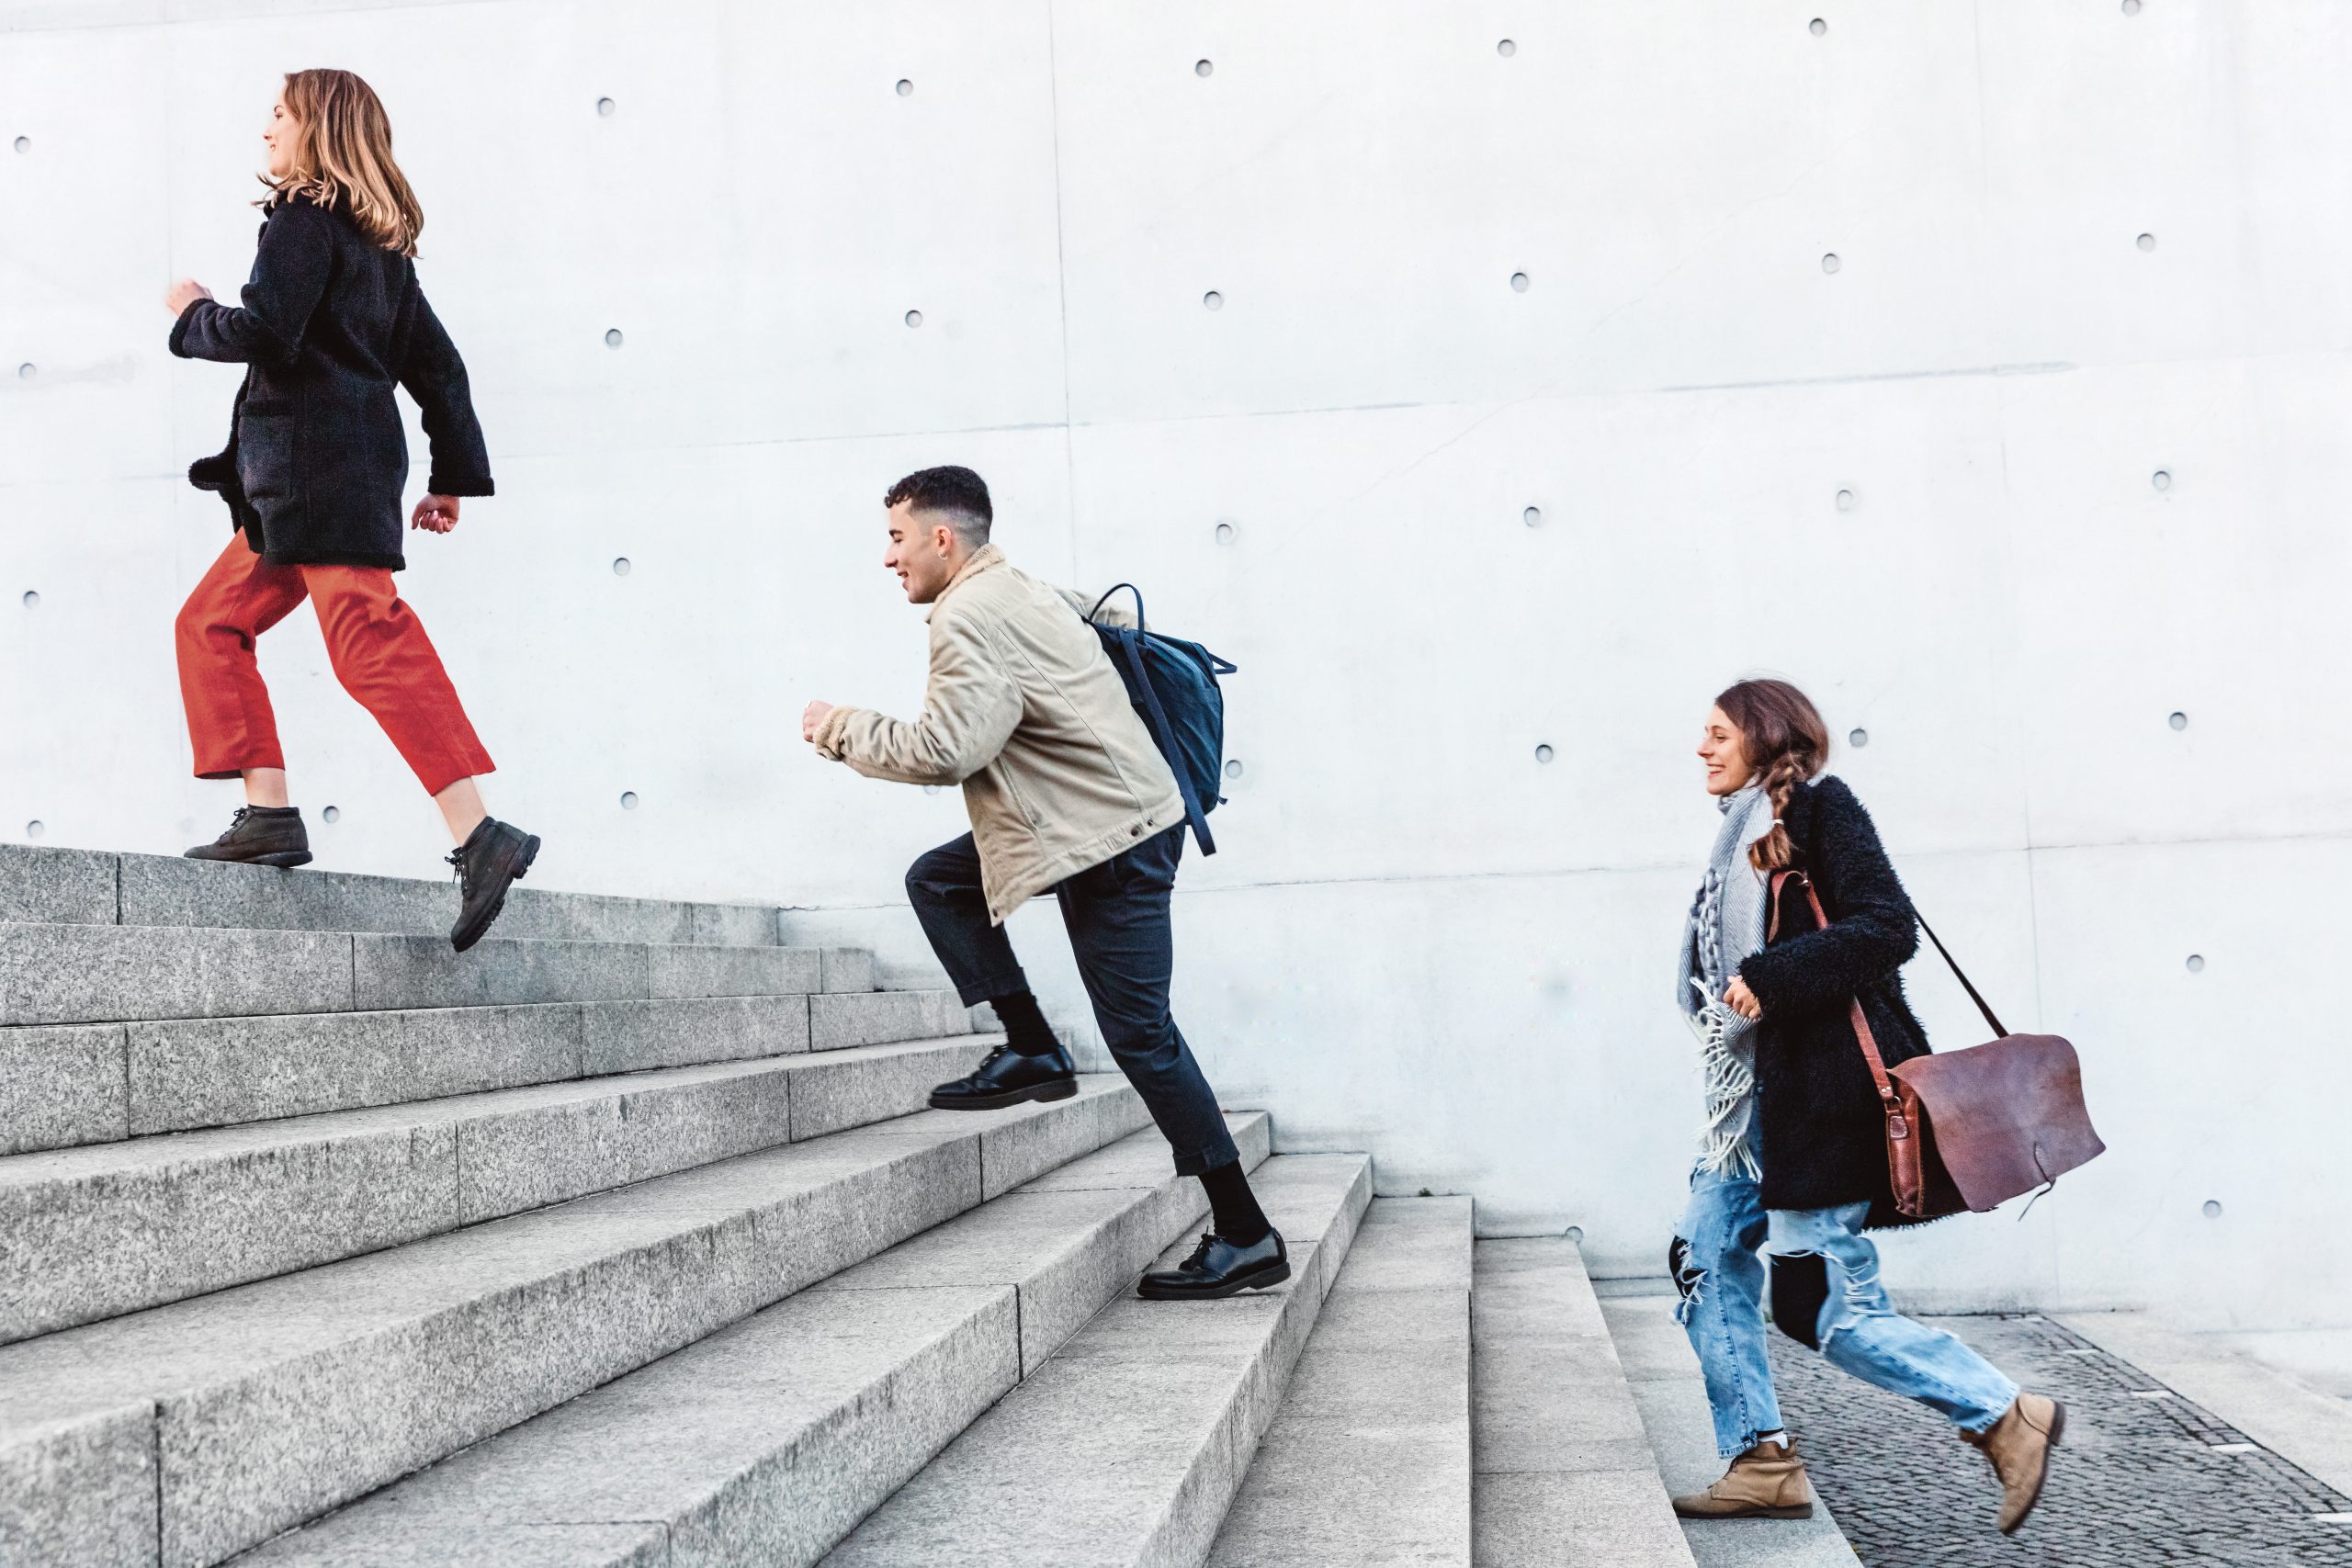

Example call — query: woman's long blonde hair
[1715,678,1830,872]
[258,69,423,256]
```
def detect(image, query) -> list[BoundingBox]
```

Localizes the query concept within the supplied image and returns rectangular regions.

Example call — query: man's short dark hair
[883,466,992,544]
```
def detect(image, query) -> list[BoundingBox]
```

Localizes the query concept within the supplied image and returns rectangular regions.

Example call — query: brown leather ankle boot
[1671,1437,1814,1519]
[1962,1392,2065,1533]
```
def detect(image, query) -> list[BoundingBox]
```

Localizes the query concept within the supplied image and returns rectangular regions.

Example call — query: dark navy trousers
[906,826,1239,1177]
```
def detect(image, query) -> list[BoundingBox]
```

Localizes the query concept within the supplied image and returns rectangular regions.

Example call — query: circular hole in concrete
[1203,290,1224,310]
[1849,728,1870,748]
[322,805,341,824]
[1810,17,1828,34]
[11,136,27,154]
[2137,232,2156,252]
[1523,505,1543,527]
[619,791,639,810]
[1225,759,1244,779]
[904,309,923,328]
[2186,953,2206,973]
[2202,1199,2222,1218]
[1510,271,1530,292]
[1821,252,1841,274]
[604,328,624,349]
[1534,743,1555,764]
[896,78,914,96]
[17,362,34,380]
[2123,0,2143,14]
[1194,59,1214,77]
[1498,38,1517,56]
[24,820,43,840]
[1214,521,1237,545]
[612,558,631,576]
[2152,468,2172,491]
[1565,1224,1586,1245]
[20,590,37,609]
[2169,711,2188,731]
[1836,488,1857,512]
[922,784,942,795]
[595,96,616,118]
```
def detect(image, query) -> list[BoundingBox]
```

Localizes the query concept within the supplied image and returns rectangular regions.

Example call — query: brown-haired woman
[1666,678,2062,1535]
[164,69,537,952]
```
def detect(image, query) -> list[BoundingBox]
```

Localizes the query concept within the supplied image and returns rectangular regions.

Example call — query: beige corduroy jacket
[813,546,1186,924]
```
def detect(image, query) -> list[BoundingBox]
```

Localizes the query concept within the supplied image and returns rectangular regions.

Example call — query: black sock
[244,805,300,817]
[1198,1161,1271,1246]
[989,990,1059,1056]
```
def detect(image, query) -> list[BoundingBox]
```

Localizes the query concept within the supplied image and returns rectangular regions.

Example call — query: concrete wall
[3,1,2345,1329]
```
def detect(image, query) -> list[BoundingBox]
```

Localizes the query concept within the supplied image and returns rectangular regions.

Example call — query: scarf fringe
[1689,978,1760,1180]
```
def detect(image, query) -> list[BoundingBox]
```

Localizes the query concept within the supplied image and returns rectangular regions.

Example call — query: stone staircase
[0,845,1719,1568]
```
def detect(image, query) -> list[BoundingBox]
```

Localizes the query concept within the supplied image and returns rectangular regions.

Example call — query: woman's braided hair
[1714,678,1830,872]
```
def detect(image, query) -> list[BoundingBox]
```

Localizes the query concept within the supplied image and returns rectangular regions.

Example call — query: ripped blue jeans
[1671,1164,2018,1458]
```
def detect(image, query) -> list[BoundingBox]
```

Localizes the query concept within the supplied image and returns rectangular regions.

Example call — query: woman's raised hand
[410,494,460,534]
[164,278,215,316]
[1724,976,1763,1021]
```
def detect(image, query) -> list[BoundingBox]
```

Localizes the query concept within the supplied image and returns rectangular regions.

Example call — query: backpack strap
[1090,582,1146,631]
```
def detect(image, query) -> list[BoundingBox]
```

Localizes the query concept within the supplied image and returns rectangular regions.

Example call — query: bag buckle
[1886,1112,1910,1141]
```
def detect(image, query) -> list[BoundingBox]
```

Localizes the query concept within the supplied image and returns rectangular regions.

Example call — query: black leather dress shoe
[447,818,540,953]
[928,1042,1079,1110]
[185,807,311,868]
[1137,1228,1290,1300]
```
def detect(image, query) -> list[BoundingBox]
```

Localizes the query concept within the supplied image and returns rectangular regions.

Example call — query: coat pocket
[232,403,297,511]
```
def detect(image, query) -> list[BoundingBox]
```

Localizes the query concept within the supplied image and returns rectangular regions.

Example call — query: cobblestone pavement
[1768,1313,2352,1566]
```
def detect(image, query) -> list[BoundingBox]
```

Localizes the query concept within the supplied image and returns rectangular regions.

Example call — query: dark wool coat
[1737,774,1934,1228]
[171,194,492,571]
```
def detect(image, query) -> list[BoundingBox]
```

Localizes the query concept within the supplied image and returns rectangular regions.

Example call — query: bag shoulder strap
[1767,871,2007,1039]
[1913,913,2007,1039]
[1771,870,1900,1119]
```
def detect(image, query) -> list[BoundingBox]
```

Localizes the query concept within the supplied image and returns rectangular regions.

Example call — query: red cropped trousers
[175,534,494,796]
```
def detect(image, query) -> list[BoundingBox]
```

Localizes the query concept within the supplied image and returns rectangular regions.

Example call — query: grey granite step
[1472,1238,1697,1568]
[232,1114,1277,1568]
[0,1077,1149,1568]
[0,922,840,1028]
[1208,1195,1476,1567]
[1599,1280,1863,1568]
[0,1035,999,1343]
[0,843,786,946]
[1,987,970,1156]
[821,1150,1374,1568]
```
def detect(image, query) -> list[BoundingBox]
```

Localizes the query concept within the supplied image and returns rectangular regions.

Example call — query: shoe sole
[183,851,313,868]
[927,1077,1080,1111]
[1672,1504,1815,1521]
[1999,1399,2064,1536]
[1136,1256,1292,1302]
[450,833,539,954]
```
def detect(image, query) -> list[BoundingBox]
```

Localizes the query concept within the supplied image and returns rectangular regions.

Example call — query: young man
[802,466,1282,1300]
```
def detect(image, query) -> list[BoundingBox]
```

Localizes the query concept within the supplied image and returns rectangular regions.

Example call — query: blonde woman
[165,69,537,951]
[1667,679,2061,1535]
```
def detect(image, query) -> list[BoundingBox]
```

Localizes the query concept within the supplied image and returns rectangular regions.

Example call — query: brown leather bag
[1770,873,2105,1220]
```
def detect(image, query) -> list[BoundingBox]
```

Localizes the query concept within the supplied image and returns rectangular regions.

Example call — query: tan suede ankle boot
[1671,1437,1815,1519]
[1962,1392,2065,1533]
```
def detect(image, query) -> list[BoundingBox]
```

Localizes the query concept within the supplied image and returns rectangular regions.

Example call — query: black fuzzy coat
[171,194,492,571]
[1738,775,1933,1227]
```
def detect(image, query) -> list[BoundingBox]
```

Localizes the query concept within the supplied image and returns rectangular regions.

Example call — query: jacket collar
[926,543,1005,620]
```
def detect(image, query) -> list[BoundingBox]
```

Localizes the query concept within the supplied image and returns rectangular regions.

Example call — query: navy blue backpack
[1086,583,1237,855]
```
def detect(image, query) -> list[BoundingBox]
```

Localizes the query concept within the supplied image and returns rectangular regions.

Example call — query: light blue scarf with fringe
[1677,784,1775,1179]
